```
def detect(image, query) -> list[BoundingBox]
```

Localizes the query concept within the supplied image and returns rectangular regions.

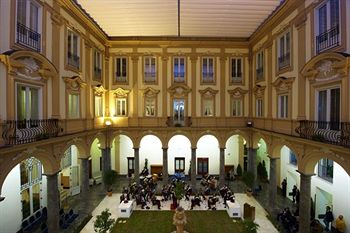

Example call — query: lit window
[115,98,127,116]
[17,84,41,121]
[145,97,156,117]
[230,58,243,83]
[93,50,102,81]
[289,151,297,166]
[232,99,242,117]
[278,95,289,119]
[278,31,291,70]
[67,30,80,68]
[318,158,333,182]
[203,98,214,117]
[68,94,80,119]
[175,158,185,173]
[317,87,340,130]
[115,57,127,83]
[256,99,263,117]
[202,57,214,83]
[144,56,156,83]
[173,57,185,83]
[95,96,103,117]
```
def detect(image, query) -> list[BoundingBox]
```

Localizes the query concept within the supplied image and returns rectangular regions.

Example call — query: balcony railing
[68,52,80,68]
[144,73,156,83]
[256,67,264,80]
[231,73,243,84]
[16,22,41,52]
[94,67,102,80]
[316,25,340,54]
[166,117,192,127]
[2,119,61,145]
[295,120,350,147]
[115,74,127,83]
[278,52,290,70]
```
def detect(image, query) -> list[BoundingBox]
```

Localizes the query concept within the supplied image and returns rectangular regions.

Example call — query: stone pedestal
[46,173,60,233]
[134,148,140,181]
[162,148,169,182]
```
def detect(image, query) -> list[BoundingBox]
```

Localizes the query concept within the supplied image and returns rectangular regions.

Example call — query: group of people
[280,178,346,233]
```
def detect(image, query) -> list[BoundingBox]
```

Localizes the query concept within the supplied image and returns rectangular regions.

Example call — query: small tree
[174,181,185,207]
[242,171,254,189]
[241,219,259,233]
[236,164,243,177]
[94,209,115,233]
[103,170,118,192]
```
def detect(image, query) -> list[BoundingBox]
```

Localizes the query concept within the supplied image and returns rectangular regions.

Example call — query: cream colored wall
[0,65,6,120]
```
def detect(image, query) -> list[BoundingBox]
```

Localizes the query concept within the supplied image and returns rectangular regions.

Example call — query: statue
[173,206,187,233]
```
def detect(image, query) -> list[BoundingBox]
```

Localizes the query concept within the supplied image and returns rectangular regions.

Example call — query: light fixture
[246,121,253,127]
[257,143,261,148]
[105,120,112,126]
[97,143,101,148]
[0,197,5,202]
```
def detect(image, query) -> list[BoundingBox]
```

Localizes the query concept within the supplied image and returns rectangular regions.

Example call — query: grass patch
[111,210,243,233]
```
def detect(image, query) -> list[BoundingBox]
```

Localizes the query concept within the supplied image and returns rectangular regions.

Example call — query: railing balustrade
[16,22,41,52]
[166,117,192,127]
[278,52,290,70]
[256,67,264,80]
[68,52,80,68]
[316,25,340,54]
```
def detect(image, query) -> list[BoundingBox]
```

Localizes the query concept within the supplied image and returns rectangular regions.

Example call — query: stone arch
[110,130,136,148]
[299,149,350,176]
[137,131,164,148]
[60,137,88,159]
[252,132,271,150]
[270,138,302,160]
[166,131,193,148]
[195,130,221,148]
[224,130,249,147]
[0,148,59,195]
[87,132,106,152]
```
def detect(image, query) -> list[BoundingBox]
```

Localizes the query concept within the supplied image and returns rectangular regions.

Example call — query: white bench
[91,172,102,185]
[118,200,135,218]
[227,201,241,218]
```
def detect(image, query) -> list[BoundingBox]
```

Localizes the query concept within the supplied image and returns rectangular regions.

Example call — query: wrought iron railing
[231,74,243,84]
[144,73,156,83]
[295,120,350,148]
[16,22,41,52]
[115,74,127,83]
[68,52,80,68]
[316,25,340,54]
[2,119,61,145]
[166,117,192,127]
[278,52,290,70]
[94,67,102,80]
[256,67,264,80]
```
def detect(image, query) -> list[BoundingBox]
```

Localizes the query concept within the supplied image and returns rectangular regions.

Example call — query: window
[115,98,127,116]
[278,31,291,70]
[232,99,242,117]
[175,158,185,173]
[256,99,263,117]
[230,58,243,83]
[173,99,185,124]
[95,96,103,117]
[93,50,102,81]
[67,30,80,68]
[127,157,135,176]
[17,84,41,121]
[115,57,127,83]
[61,147,72,169]
[315,0,340,53]
[278,95,289,119]
[173,57,185,83]
[16,0,41,51]
[144,56,156,83]
[289,150,297,166]
[68,94,80,119]
[256,51,264,80]
[203,98,214,117]
[197,158,209,175]
[202,57,214,83]
[318,158,333,182]
[317,87,340,130]
[20,157,42,220]
[145,97,156,117]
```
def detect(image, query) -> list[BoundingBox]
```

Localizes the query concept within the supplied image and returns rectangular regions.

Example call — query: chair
[41,223,48,233]
[69,209,79,220]
[35,211,42,223]
[59,219,68,229]
[22,220,32,233]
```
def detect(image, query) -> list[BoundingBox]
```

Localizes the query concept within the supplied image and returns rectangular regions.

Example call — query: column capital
[43,170,61,176]
[296,170,315,177]
[191,147,197,150]
[162,147,168,150]
[267,155,279,161]
[220,147,226,150]
[133,147,140,150]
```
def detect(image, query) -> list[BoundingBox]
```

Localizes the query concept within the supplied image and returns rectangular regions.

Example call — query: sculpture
[173,206,187,233]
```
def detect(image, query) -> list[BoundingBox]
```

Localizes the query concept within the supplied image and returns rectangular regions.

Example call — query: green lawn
[112,210,243,233]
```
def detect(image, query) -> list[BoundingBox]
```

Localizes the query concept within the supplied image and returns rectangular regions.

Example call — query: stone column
[219,148,225,185]
[247,148,257,176]
[101,147,111,174]
[298,171,313,233]
[134,148,140,181]
[162,147,168,182]
[80,158,90,195]
[191,148,197,188]
[46,172,60,233]
[268,157,278,210]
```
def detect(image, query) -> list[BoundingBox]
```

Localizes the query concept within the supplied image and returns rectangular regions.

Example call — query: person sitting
[185,184,192,201]
[335,215,346,233]
[323,206,334,232]
[219,185,229,198]
[191,194,201,210]
[151,194,161,210]
[208,195,219,210]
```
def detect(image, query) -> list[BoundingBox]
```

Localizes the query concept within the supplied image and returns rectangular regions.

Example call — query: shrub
[94,209,115,233]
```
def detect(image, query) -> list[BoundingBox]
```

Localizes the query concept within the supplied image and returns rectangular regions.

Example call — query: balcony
[115,73,127,83]
[278,52,290,70]
[2,119,61,145]
[68,52,80,68]
[202,73,214,83]
[256,67,264,80]
[144,73,156,83]
[94,67,102,80]
[295,120,350,148]
[316,25,340,54]
[16,22,41,52]
[166,117,192,127]
[231,73,243,84]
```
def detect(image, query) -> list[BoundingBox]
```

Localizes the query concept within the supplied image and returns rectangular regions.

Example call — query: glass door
[173,99,185,125]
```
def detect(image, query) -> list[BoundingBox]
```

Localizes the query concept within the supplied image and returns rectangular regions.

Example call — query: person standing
[281,178,287,197]
[335,215,346,233]
[323,206,334,232]
[291,185,297,203]
[295,189,300,205]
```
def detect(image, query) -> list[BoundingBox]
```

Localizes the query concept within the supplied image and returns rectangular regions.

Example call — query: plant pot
[107,191,113,197]
[246,189,253,197]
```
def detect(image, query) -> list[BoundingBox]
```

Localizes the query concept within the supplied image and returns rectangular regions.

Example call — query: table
[226,201,241,218]
[118,200,135,218]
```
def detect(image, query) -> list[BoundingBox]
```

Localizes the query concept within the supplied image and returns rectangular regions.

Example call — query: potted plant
[241,219,259,233]
[173,181,185,209]
[94,208,115,233]
[242,171,254,196]
[103,170,118,196]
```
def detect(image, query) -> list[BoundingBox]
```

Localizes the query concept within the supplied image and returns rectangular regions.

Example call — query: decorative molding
[63,75,86,91]
[253,85,266,98]
[112,87,130,98]
[301,52,350,83]
[143,87,160,97]
[168,84,192,98]
[227,87,249,98]
[93,84,107,96]
[198,87,219,96]
[272,76,296,92]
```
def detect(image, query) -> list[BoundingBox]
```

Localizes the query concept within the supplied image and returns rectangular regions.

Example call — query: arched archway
[112,134,134,175]
[225,134,246,175]
[197,135,220,175]
[168,135,192,175]
[256,138,270,179]
[139,135,162,176]
[279,145,299,201]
